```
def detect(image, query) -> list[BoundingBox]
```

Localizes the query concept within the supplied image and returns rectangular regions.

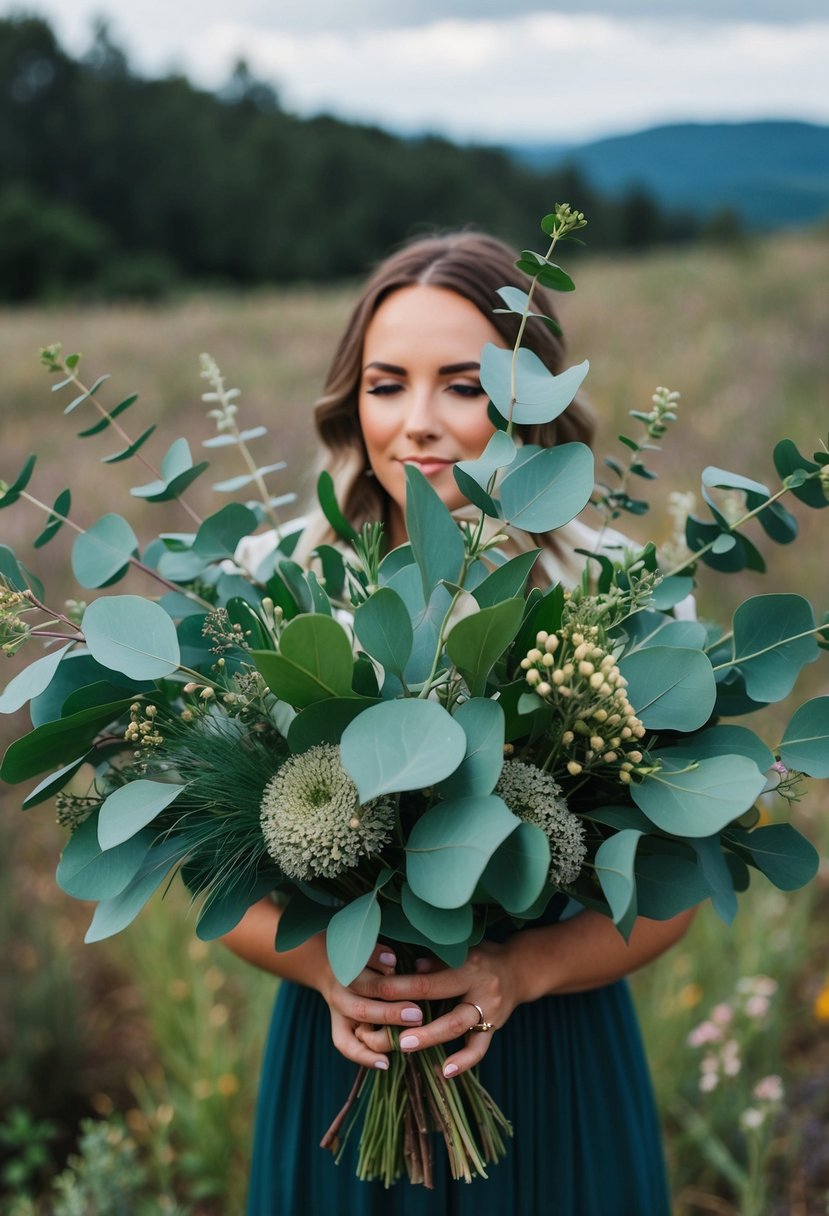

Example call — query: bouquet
[1,204,827,1187]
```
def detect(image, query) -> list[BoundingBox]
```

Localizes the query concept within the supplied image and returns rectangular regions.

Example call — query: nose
[404,385,442,444]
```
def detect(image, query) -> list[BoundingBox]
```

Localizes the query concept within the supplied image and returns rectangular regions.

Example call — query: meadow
[1,229,828,1214]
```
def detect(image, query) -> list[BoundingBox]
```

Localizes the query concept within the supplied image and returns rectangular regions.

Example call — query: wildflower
[753,1075,783,1103]
[744,994,770,1020]
[260,744,395,880]
[710,1002,733,1026]
[495,761,586,885]
[740,1107,765,1130]
[699,1072,718,1093]
[687,1020,722,1048]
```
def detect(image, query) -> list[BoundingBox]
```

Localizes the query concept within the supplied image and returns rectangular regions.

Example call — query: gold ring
[468,1002,494,1032]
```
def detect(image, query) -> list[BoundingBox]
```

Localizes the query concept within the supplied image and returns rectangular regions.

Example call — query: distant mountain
[512,121,829,230]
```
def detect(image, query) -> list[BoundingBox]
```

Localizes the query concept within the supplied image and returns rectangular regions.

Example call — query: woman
[224,232,691,1215]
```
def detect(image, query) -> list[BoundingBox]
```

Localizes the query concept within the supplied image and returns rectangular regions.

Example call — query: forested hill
[513,121,829,231]
[0,16,699,302]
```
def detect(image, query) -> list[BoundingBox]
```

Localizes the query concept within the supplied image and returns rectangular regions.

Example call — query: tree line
[0,16,702,302]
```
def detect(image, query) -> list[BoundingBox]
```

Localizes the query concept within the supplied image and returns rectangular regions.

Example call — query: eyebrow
[362,360,482,375]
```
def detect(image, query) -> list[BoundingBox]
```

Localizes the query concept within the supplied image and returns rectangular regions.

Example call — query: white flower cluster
[260,744,394,880]
[495,760,586,886]
[521,628,646,783]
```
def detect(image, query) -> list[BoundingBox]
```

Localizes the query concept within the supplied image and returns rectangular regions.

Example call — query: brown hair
[296,231,595,570]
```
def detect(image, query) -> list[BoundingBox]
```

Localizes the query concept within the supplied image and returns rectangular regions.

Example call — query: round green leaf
[446,598,524,697]
[0,643,72,715]
[71,514,139,588]
[252,613,354,707]
[401,884,473,944]
[340,699,466,803]
[406,794,519,909]
[98,779,187,849]
[499,442,594,532]
[725,824,819,891]
[82,596,181,680]
[480,343,588,425]
[276,890,337,952]
[287,697,380,753]
[619,646,716,731]
[405,465,465,600]
[354,588,413,676]
[595,829,643,926]
[731,594,819,702]
[193,503,259,559]
[666,724,774,773]
[779,697,829,777]
[481,821,550,915]
[56,814,156,900]
[196,872,277,940]
[326,890,380,986]
[438,698,505,798]
[84,837,188,942]
[631,754,766,837]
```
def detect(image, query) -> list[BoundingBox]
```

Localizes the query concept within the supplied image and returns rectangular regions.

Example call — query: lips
[400,456,455,477]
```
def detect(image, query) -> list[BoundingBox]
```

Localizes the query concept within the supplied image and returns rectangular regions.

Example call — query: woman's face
[358,284,500,549]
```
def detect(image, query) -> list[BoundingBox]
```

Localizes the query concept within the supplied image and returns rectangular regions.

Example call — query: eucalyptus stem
[508,230,560,432]
[57,363,203,528]
[18,489,213,609]
[660,468,826,581]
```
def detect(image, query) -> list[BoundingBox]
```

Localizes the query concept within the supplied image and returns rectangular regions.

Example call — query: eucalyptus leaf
[730,594,819,702]
[71,514,139,588]
[689,835,737,924]
[0,698,135,783]
[665,724,774,773]
[77,394,137,437]
[0,643,72,715]
[619,646,716,731]
[446,597,524,696]
[98,780,187,849]
[779,697,829,777]
[22,753,92,810]
[102,425,156,464]
[401,884,473,944]
[84,837,189,943]
[725,824,819,891]
[354,588,413,677]
[406,794,519,909]
[326,890,380,986]
[0,454,36,509]
[480,343,589,425]
[276,890,337,951]
[481,821,550,914]
[252,614,354,707]
[192,503,259,559]
[773,439,828,509]
[33,488,71,548]
[499,443,593,532]
[287,697,380,753]
[635,844,712,919]
[454,430,517,493]
[340,699,466,802]
[631,754,765,836]
[83,596,181,680]
[56,814,155,900]
[379,901,469,968]
[438,697,505,798]
[317,470,359,543]
[472,550,541,609]
[595,829,642,926]
[196,871,277,940]
[131,438,208,502]
[405,465,464,599]
[494,285,562,335]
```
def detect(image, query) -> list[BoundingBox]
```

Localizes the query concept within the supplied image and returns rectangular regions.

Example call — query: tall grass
[1,229,828,1211]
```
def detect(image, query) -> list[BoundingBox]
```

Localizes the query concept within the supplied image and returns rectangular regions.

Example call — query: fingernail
[374,1059,389,1071]
[379,951,396,966]
[443,1064,459,1078]
[401,1007,422,1023]
[399,1035,419,1050]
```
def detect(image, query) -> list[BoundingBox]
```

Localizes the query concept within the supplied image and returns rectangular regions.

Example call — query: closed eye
[448,383,485,398]
[365,383,404,396]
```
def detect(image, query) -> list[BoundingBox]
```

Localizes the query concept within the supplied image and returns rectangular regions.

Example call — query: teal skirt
[246,969,671,1215]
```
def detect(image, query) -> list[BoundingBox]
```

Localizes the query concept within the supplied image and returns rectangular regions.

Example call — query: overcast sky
[5,1,829,142]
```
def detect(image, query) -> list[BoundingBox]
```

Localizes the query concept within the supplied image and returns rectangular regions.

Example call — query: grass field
[1,229,828,1213]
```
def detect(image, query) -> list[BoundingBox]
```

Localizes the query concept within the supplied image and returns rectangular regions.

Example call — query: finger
[355,1024,396,1053]
[367,968,469,1004]
[336,989,425,1030]
[330,1015,390,1071]
[366,942,398,975]
[396,1001,482,1056]
[441,1031,493,1079]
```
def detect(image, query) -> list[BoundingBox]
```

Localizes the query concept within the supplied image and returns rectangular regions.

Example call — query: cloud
[4,3,828,141]
[186,14,829,142]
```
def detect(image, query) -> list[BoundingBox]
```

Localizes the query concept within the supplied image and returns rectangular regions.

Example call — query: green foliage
[340,700,467,802]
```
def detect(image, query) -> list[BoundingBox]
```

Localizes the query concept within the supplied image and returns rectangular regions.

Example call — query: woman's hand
[318,943,428,1072]
[353,941,523,1078]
